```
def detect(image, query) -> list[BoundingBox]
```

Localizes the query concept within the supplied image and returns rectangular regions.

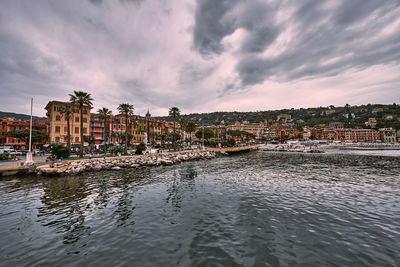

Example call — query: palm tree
[97,107,113,155]
[59,104,74,151]
[169,107,180,150]
[69,91,93,157]
[117,103,134,154]
[186,121,196,145]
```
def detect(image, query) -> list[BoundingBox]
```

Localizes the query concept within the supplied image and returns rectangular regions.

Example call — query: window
[83,128,87,134]
[54,106,57,111]
[83,118,87,123]
[64,127,67,132]
[55,126,60,133]
[56,115,61,121]
[75,127,79,134]
[75,137,79,142]
[75,117,79,123]
[82,110,87,114]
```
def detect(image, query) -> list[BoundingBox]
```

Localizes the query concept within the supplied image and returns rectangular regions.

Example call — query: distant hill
[155,103,400,130]
[0,111,45,121]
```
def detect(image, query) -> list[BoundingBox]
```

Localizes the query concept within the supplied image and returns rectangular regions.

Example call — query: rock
[111,166,121,170]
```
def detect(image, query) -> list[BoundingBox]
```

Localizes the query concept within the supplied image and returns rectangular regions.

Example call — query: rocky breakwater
[35,151,216,176]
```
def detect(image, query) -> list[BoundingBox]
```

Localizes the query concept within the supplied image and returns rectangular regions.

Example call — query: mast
[29,97,33,153]
[26,97,34,164]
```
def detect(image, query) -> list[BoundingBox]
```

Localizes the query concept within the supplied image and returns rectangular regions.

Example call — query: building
[311,127,380,142]
[0,117,46,148]
[90,114,106,149]
[365,118,377,128]
[329,122,344,129]
[351,129,380,142]
[384,114,394,120]
[227,121,264,138]
[379,128,397,143]
[108,112,165,146]
[45,101,92,146]
[277,114,291,123]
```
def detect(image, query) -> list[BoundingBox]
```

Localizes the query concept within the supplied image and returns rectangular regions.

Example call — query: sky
[1,0,400,117]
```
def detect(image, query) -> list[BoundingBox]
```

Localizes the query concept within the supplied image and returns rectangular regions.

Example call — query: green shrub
[0,152,9,160]
[135,142,146,155]
[50,144,70,159]
[108,145,123,154]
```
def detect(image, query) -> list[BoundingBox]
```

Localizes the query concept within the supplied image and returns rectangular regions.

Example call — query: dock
[204,144,261,154]
[0,162,29,177]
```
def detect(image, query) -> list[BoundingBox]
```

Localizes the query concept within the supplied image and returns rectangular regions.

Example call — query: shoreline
[35,150,216,176]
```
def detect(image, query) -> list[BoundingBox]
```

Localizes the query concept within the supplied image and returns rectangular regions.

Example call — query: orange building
[45,101,92,146]
[0,117,46,148]
[108,112,164,146]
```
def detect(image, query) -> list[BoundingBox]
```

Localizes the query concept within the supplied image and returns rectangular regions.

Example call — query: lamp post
[25,98,34,164]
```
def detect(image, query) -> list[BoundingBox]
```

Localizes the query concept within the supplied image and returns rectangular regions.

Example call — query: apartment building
[0,117,46,148]
[227,121,264,138]
[108,112,165,146]
[45,101,91,145]
[379,128,397,143]
[90,114,106,149]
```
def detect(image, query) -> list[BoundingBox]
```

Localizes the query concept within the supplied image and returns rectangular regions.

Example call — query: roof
[44,100,92,110]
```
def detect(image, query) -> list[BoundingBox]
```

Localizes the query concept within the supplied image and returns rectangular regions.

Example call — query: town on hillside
[1,95,400,155]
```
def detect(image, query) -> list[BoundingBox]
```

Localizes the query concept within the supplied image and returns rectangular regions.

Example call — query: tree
[186,121,196,145]
[59,104,74,151]
[195,128,214,141]
[135,142,146,155]
[7,130,47,145]
[83,135,95,152]
[50,144,71,159]
[169,107,180,150]
[97,107,113,154]
[69,91,93,157]
[117,103,134,154]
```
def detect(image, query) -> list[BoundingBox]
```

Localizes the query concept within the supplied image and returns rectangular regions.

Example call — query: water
[1,152,399,266]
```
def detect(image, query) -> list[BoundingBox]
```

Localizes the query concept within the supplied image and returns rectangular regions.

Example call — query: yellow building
[379,128,397,143]
[45,101,91,145]
[227,121,264,137]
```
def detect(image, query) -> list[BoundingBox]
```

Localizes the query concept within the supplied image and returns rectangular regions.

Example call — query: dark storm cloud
[193,0,239,55]
[193,0,400,88]
[193,0,280,55]
[89,0,102,5]
[1,0,400,116]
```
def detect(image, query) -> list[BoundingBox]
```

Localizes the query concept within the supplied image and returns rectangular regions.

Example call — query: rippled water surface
[1,152,400,266]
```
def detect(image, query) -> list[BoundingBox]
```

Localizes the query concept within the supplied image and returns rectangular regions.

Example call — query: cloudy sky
[1,0,400,117]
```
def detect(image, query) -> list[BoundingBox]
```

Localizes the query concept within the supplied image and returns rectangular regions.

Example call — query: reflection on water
[0,152,400,266]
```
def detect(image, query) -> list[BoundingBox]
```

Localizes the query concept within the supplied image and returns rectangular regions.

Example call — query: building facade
[379,128,397,143]
[0,117,46,148]
[45,101,91,146]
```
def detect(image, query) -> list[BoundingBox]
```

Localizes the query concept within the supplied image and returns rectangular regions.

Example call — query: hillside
[0,111,45,121]
[156,104,400,129]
